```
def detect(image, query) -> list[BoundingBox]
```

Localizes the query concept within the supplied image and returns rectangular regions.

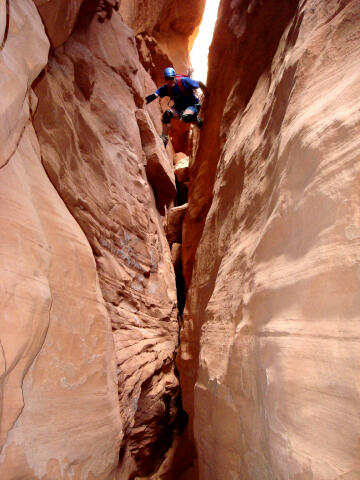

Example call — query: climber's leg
[181,106,202,127]
[160,108,179,147]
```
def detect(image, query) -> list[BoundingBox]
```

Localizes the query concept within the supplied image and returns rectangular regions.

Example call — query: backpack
[168,74,191,96]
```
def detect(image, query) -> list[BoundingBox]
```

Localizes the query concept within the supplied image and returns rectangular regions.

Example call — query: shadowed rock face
[136,108,177,213]
[180,0,360,479]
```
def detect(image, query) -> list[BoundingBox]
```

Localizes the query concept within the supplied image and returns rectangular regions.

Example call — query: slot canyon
[0,0,359,479]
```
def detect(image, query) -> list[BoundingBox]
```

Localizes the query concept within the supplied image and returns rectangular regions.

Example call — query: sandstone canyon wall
[180,0,360,479]
[120,0,206,153]
[0,1,122,478]
[2,0,359,479]
[120,0,205,83]
[0,0,203,478]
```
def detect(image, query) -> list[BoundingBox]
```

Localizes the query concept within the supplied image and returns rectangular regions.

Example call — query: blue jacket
[156,77,200,112]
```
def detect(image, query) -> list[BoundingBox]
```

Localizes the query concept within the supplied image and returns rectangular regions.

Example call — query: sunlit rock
[166,204,188,246]
[0,3,121,477]
[174,153,190,184]
[0,0,49,166]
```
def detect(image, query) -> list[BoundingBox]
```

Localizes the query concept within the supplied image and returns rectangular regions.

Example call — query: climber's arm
[199,81,209,98]
[145,93,159,104]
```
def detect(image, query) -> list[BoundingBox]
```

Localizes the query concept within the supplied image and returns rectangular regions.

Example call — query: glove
[145,93,157,104]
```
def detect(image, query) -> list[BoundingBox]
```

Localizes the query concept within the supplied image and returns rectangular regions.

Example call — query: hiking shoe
[197,117,203,128]
[160,134,169,147]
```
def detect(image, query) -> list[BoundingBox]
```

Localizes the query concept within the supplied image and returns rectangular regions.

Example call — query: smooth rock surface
[0,122,122,480]
[34,0,84,47]
[171,243,182,269]
[0,0,49,166]
[180,0,360,479]
[0,2,122,478]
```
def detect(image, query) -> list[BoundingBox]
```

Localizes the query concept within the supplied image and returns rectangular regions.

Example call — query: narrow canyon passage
[1,1,360,480]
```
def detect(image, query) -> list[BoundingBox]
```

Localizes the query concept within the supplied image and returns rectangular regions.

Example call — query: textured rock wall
[32,5,181,478]
[121,0,206,154]
[120,0,205,79]
[180,0,360,479]
[0,0,205,477]
[0,1,122,478]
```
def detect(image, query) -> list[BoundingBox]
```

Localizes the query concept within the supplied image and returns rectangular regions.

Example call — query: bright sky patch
[190,0,221,83]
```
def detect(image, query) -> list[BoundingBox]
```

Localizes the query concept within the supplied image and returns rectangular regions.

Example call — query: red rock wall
[0,1,121,478]
[32,17,179,478]
[33,0,84,47]
[120,0,206,154]
[120,0,205,79]
[0,0,202,478]
[180,0,360,479]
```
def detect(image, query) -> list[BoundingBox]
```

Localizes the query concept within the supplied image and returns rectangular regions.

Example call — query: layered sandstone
[180,0,360,479]
[0,0,208,477]
[0,1,122,478]
[32,8,181,477]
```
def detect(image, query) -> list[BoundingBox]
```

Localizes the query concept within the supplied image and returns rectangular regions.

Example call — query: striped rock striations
[0,0,202,478]
[180,0,360,479]
[33,5,179,479]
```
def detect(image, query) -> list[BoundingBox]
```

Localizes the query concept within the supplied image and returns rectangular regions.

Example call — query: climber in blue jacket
[145,67,209,147]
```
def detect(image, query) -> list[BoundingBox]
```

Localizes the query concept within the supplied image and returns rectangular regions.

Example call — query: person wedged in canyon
[145,67,209,147]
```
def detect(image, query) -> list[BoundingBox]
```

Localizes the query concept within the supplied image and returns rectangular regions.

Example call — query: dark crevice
[175,177,188,207]
[175,252,187,317]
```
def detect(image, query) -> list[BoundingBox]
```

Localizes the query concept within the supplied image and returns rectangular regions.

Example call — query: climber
[145,67,209,147]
